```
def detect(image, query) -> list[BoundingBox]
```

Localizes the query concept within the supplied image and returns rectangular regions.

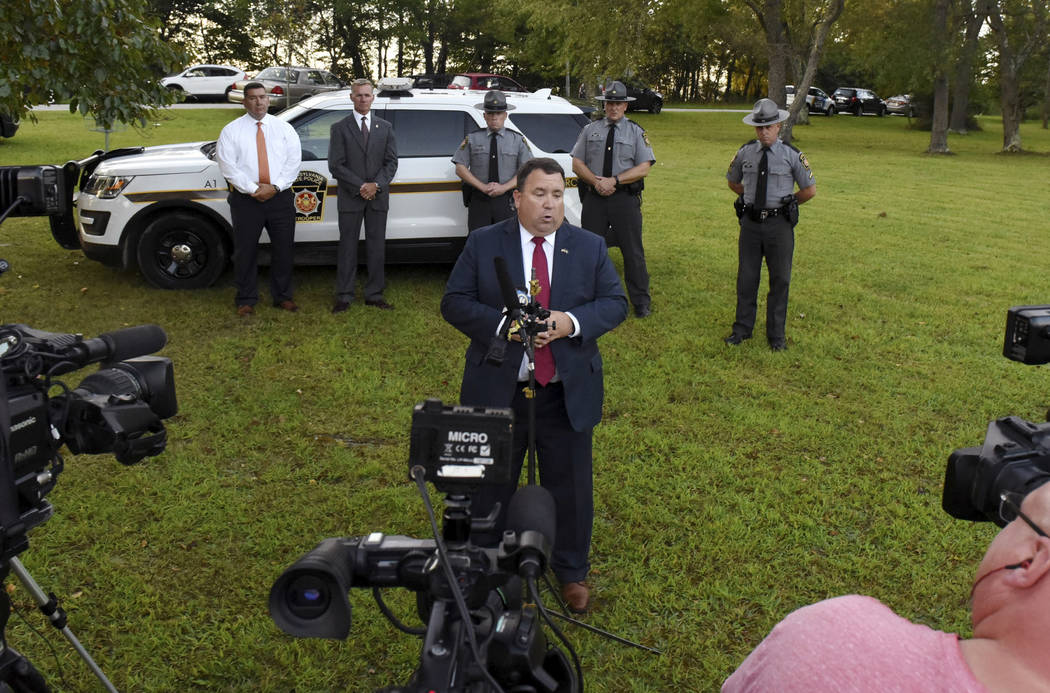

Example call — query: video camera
[0,322,175,558]
[270,399,578,693]
[943,305,1050,525]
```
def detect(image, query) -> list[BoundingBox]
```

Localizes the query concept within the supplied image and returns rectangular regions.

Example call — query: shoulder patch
[642,131,651,147]
[799,152,810,170]
[458,136,468,150]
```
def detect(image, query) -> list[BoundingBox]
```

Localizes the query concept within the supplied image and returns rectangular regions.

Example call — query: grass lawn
[0,107,1049,691]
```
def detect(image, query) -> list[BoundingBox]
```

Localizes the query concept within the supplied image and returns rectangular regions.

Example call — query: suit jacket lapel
[500,219,526,289]
[350,115,367,153]
[550,222,572,307]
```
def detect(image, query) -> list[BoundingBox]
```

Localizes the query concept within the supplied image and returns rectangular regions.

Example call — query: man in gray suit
[328,78,399,312]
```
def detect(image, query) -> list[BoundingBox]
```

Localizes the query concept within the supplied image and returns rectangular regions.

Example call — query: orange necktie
[256,122,271,185]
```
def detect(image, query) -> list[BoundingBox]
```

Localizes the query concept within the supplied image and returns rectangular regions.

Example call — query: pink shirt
[723,595,988,692]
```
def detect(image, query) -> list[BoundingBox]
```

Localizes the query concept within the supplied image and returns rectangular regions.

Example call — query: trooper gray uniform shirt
[727,139,814,208]
[453,127,532,185]
[572,118,654,182]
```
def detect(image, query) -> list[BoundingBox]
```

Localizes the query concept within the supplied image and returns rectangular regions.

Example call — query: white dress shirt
[514,224,580,381]
[216,113,302,195]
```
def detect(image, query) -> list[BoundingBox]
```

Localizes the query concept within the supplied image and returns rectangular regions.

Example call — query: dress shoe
[769,339,788,352]
[365,298,394,311]
[331,301,351,314]
[560,581,590,615]
[634,305,651,318]
[236,304,254,316]
[273,300,299,312]
[723,332,751,346]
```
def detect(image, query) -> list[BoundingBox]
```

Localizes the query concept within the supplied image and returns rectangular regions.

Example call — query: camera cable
[527,577,584,692]
[371,587,426,636]
[2,581,68,689]
[411,466,507,693]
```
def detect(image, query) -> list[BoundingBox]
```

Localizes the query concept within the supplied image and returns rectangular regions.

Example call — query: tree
[0,0,181,129]
[987,0,1048,152]
[927,0,952,153]
[949,0,991,133]
[744,0,845,144]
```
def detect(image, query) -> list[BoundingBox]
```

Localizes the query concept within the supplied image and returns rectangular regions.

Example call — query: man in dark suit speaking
[441,157,627,613]
[328,78,399,313]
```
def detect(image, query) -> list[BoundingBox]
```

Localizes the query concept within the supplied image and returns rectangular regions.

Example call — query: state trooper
[724,98,816,351]
[453,90,533,231]
[571,81,655,318]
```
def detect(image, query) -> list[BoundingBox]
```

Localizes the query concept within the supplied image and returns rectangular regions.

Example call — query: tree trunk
[778,0,844,145]
[949,0,988,133]
[989,5,1024,152]
[928,0,951,153]
[1043,56,1050,128]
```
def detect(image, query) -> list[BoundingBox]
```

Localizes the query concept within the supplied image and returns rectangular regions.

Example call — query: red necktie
[531,237,556,385]
[256,122,271,185]
[360,116,369,147]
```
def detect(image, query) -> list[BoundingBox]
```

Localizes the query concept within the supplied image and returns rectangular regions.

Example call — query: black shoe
[724,333,751,346]
[634,305,651,318]
[331,301,350,314]
[769,339,788,352]
[365,298,394,310]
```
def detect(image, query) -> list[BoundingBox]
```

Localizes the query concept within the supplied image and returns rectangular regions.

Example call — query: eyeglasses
[999,491,1049,539]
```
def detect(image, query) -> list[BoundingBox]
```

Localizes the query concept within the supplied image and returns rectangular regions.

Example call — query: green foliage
[0,108,1049,690]
[0,0,183,128]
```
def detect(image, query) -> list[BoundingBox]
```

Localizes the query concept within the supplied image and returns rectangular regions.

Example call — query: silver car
[227,66,344,111]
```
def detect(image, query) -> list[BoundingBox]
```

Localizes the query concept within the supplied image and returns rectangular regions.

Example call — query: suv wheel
[853,104,863,117]
[649,98,662,114]
[878,106,886,117]
[826,105,836,116]
[136,212,228,289]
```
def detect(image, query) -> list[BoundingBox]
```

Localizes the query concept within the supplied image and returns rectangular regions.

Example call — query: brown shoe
[365,298,394,311]
[236,304,254,316]
[560,581,590,615]
[273,300,299,312]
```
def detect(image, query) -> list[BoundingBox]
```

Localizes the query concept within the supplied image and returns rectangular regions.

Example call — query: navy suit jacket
[441,217,627,432]
[328,113,398,212]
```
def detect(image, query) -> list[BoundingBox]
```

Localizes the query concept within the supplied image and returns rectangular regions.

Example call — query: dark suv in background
[600,79,663,113]
[832,88,887,117]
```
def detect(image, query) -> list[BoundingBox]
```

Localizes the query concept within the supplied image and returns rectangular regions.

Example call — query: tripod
[0,557,117,692]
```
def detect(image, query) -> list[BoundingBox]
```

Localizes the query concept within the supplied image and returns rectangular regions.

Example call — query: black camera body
[0,323,175,557]
[943,306,1050,524]
[270,400,576,693]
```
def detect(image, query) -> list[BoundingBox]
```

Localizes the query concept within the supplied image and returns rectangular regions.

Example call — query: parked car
[448,73,529,93]
[785,85,835,116]
[69,79,590,289]
[0,113,18,138]
[227,66,344,111]
[409,73,453,89]
[161,64,246,100]
[600,79,663,114]
[885,94,915,117]
[832,87,886,117]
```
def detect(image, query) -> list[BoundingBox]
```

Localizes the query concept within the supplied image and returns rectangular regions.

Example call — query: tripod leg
[0,646,50,693]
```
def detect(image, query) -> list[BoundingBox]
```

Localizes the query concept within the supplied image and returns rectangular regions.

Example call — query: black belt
[754,207,784,220]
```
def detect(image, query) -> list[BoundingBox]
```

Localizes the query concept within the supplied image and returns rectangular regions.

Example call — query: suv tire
[853,104,863,117]
[649,99,662,114]
[136,212,228,289]
[826,105,835,116]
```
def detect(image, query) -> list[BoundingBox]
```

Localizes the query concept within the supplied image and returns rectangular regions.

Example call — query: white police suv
[73,79,589,289]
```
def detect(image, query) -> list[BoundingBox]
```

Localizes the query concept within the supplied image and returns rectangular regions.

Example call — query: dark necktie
[360,116,369,147]
[488,132,499,183]
[755,147,769,209]
[602,123,616,177]
[531,236,555,386]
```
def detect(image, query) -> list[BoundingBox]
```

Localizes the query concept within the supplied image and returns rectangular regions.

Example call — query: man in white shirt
[216,82,302,316]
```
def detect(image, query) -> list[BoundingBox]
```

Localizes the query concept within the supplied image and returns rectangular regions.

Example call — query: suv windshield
[510,113,590,154]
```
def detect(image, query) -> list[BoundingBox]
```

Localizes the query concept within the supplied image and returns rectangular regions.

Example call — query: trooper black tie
[755,147,769,210]
[488,132,499,183]
[602,123,616,177]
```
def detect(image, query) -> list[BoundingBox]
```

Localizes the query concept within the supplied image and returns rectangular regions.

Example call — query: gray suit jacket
[328,113,398,212]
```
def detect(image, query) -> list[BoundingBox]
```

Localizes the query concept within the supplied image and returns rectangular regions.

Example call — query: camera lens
[285,573,331,619]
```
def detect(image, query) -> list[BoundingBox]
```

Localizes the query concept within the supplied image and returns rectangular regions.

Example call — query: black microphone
[505,484,556,578]
[493,256,523,318]
[68,324,168,366]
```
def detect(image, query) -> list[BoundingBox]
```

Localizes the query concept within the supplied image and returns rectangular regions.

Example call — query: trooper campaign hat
[743,98,789,126]
[475,90,516,112]
[596,81,636,102]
